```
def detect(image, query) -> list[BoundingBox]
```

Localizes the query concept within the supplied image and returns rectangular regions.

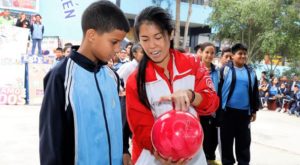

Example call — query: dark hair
[199,42,215,51]
[81,0,130,35]
[231,43,247,54]
[129,43,143,60]
[221,47,232,56]
[35,14,41,18]
[134,6,174,109]
[125,42,133,49]
[194,44,201,53]
[56,47,63,51]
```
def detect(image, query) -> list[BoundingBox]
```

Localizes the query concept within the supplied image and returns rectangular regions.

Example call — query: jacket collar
[145,49,193,82]
[70,51,107,72]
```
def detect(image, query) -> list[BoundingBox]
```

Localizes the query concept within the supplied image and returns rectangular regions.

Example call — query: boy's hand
[153,150,189,165]
[123,153,133,165]
[159,90,191,111]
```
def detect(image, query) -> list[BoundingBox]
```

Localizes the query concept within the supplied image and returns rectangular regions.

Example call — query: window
[180,0,210,5]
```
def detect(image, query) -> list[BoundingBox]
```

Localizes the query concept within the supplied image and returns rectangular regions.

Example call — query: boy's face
[90,29,126,62]
[221,52,232,65]
[55,50,63,58]
[232,50,247,67]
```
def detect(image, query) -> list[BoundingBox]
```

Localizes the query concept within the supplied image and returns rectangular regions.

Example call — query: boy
[30,14,44,56]
[218,43,259,165]
[39,1,130,165]
[289,84,300,116]
[219,47,232,67]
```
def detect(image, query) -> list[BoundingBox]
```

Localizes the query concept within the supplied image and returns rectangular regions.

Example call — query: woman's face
[201,46,215,64]
[273,78,278,84]
[138,22,171,68]
[134,48,144,63]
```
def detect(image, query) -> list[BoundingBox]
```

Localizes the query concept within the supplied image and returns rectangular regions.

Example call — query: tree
[210,0,300,74]
[174,0,181,48]
[183,0,192,49]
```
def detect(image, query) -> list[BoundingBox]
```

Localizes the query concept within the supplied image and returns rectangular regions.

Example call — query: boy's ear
[86,29,96,42]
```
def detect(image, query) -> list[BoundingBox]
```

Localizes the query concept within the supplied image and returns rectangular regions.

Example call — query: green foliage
[210,0,300,68]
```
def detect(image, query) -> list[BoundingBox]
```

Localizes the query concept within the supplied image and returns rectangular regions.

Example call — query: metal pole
[24,61,29,105]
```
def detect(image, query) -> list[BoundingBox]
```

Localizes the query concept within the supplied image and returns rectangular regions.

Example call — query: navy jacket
[218,61,259,115]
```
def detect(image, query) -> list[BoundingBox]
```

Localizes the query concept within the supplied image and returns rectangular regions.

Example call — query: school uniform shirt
[126,49,219,164]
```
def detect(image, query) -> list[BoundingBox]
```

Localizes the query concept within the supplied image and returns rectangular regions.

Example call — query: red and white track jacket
[126,49,219,163]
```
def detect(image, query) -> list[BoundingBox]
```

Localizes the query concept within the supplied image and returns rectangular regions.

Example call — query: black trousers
[120,96,132,154]
[200,116,219,160]
[220,108,251,165]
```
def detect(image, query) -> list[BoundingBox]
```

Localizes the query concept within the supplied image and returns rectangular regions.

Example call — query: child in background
[218,43,259,165]
[198,42,222,165]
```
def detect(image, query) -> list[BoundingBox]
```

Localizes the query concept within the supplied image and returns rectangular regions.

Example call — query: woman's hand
[251,113,257,122]
[123,153,133,165]
[153,151,189,165]
[159,90,193,111]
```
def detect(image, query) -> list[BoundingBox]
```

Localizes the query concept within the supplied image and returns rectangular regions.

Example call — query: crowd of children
[259,73,300,116]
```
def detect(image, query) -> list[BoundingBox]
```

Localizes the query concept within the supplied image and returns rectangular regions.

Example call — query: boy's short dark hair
[221,47,232,56]
[35,14,41,18]
[231,43,247,54]
[56,47,63,52]
[81,0,130,35]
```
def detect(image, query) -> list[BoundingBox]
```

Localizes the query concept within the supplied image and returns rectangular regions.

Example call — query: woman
[126,6,219,165]
[198,42,222,165]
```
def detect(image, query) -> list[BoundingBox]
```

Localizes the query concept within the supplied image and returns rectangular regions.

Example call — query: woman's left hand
[159,90,192,111]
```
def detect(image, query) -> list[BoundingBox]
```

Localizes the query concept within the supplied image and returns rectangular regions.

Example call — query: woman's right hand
[153,151,189,165]
[159,90,192,112]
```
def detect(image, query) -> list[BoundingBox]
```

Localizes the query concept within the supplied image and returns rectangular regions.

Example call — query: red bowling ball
[151,110,203,162]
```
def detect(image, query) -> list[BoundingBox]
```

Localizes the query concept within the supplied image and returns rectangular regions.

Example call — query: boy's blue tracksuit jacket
[39,51,123,165]
[218,61,259,115]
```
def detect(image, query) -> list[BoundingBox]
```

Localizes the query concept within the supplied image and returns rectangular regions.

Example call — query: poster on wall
[0,25,28,105]
[27,64,51,104]
[23,36,59,64]
[21,36,59,104]
[0,0,39,12]
[39,0,115,42]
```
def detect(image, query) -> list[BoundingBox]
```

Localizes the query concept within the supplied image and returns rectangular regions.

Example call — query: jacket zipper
[94,69,112,165]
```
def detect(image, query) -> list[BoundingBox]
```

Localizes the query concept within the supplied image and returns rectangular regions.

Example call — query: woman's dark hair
[134,6,174,109]
[125,42,133,49]
[129,43,143,61]
[198,42,215,51]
